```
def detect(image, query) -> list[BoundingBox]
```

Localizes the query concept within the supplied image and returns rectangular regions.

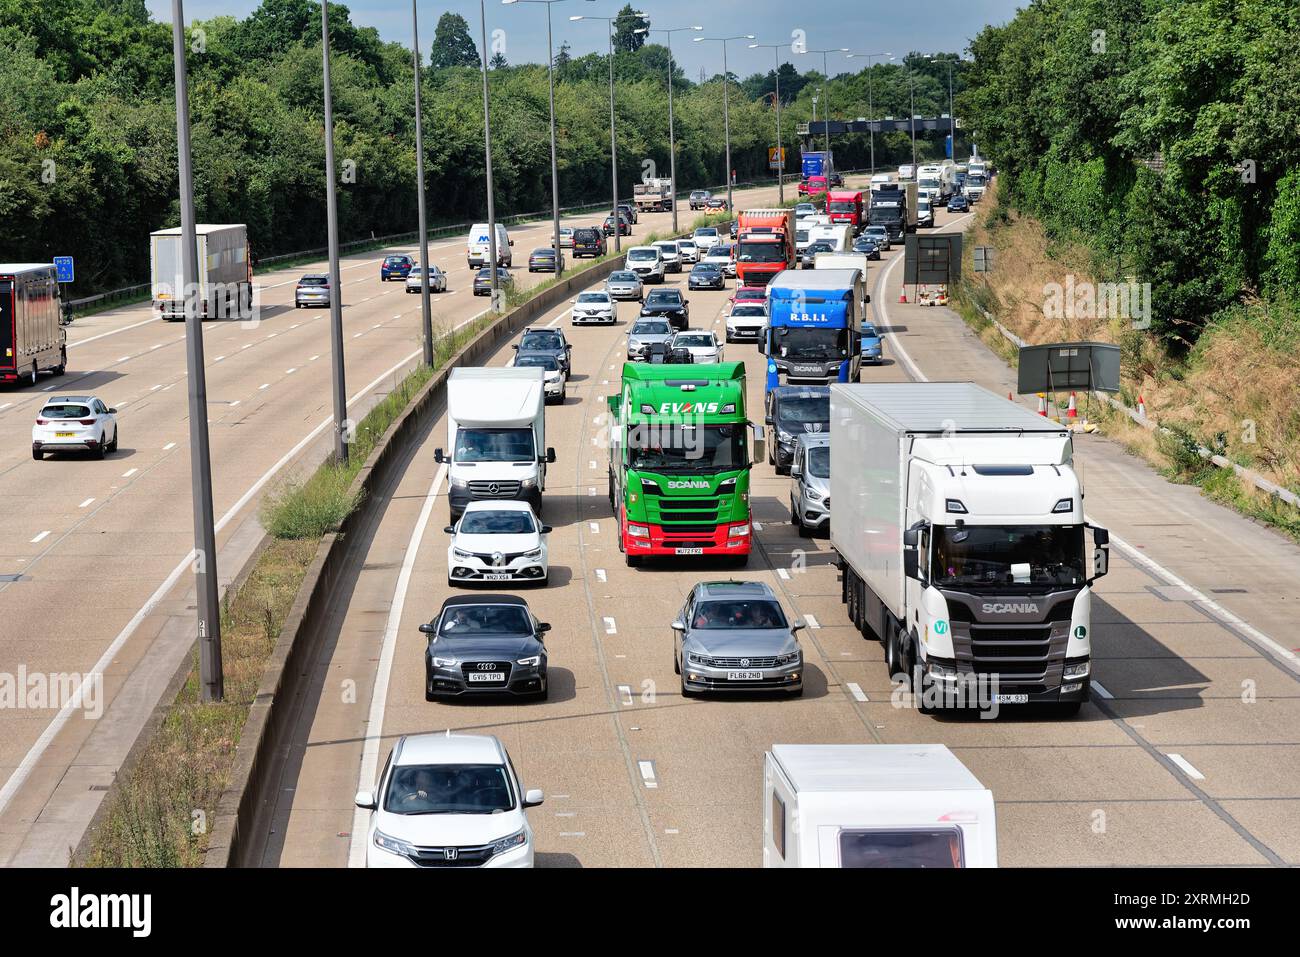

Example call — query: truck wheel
[885,625,902,680]
[29,363,37,386]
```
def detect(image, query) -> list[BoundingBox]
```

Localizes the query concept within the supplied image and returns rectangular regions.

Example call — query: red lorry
[734,209,795,287]
[826,189,865,230]
[798,174,829,197]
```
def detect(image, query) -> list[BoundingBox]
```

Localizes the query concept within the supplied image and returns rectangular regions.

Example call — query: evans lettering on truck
[606,362,753,566]
[830,382,1111,716]
[1,263,66,384]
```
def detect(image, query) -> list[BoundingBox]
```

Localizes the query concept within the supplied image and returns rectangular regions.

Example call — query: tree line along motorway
[0,178,795,866]
[259,195,1300,868]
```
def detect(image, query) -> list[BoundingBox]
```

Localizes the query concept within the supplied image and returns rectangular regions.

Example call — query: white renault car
[32,395,118,460]
[669,329,723,364]
[356,732,544,868]
[445,501,550,586]
[571,289,616,325]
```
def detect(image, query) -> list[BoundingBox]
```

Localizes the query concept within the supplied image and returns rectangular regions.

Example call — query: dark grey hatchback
[422,595,550,701]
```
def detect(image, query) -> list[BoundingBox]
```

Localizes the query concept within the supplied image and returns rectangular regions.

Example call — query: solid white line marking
[310,354,320,361]
[162,442,176,451]
[30,531,49,544]
[149,343,162,350]
[603,616,617,634]
[285,368,296,375]
[638,761,658,788]
[117,356,130,363]
[1092,681,1113,699]
[241,343,252,350]
[847,682,868,702]
[347,463,448,868]
[1166,753,1205,781]
[804,614,820,629]
[213,355,225,362]
[259,383,269,390]
[78,498,94,509]
[122,468,138,478]
[0,403,10,411]
[150,384,161,391]
[777,567,790,580]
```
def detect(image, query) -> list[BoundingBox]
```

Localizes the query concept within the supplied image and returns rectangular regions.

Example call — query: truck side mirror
[764,414,774,426]
[1091,525,1110,546]
[546,447,557,464]
[434,448,447,464]
[902,527,920,548]
[903,550,920,580]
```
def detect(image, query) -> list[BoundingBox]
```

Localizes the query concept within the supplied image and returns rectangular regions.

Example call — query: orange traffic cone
[1037,393,1047,416]
[899,286,908,303]
[1067,392,1078,418]
[1137,394,1147,420]
[937,284,949,305]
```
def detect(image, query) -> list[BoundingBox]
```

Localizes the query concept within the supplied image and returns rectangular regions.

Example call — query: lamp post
[170,0,222,701]
[694,34,755,213]
[503,0,567,274]
[927,54,958,161]
[748,41,786,203]
[846,51,892,174]
[800,46,848,157]
[642,25,702,233]
[320,1,349,467]
[572,9,646,254]
[907,60,917,168]
[412,0,433,363]
[477,0,500,302]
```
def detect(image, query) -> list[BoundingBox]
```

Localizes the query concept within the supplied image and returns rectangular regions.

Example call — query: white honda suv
[356,732,544,868]
[445,501,550,585]
[32,394,118,460]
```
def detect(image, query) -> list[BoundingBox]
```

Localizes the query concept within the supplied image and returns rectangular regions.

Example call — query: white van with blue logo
[467,223,512,269]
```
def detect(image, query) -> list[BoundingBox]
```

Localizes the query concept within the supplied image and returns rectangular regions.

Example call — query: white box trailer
[150,224,252,321]
[634,178,674,211]
[830,382,1110,715]
[436,367,555,522]
[763,744,997,867]
[0,263,66,384]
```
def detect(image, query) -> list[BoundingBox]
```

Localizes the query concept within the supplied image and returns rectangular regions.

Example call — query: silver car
[405,265,447,294]
[295,274,330,308]
[626,317,673,360]
[673,581,805,696]
[789,433,830,536]
[605,270,644,302]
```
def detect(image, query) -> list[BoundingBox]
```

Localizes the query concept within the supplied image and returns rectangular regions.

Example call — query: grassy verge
[81,316,494,867]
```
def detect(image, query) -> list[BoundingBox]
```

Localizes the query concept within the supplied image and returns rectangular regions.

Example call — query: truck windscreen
[0,280,12,368]
[869,207,901,223]
[828,201,857,212]
[737,242,788,263]
[932,524,1085,588]
[629,425,746,472]
[455,428,536,463]
[774,327,849,361]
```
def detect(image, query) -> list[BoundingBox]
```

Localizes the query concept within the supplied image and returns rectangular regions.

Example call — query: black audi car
[639,288,690,330]
[421,595,550,701]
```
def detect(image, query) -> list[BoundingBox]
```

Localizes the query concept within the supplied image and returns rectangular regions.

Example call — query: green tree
[429,12,479,70]
[612,4,648,53]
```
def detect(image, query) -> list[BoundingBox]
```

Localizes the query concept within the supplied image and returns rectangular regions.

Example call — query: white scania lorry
[830,382,1110,716]
[437,367,556,522]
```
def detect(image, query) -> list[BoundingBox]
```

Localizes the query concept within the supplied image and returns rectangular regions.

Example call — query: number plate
[481,573,513,581]
[674,547,704,555]
[727,671,763,681]
[995,694,1029,704]
[468,672,506,683]
[55,432,76,438]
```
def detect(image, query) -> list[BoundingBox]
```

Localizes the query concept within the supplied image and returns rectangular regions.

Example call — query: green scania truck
[606,362,754,567]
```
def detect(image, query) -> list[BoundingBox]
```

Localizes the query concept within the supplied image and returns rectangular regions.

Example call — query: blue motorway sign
[53,256,74,283]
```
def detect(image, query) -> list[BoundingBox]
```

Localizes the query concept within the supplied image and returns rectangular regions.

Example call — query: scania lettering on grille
[982,602,1040,614]
[666,480,710,489]
[658,402,718,414]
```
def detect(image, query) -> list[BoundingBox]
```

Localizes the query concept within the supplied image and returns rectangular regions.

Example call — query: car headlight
[776,651,801,666]
[520,477,537,489]
[490,830,528,857]
[777,430,793,443]
[452,548,473,560]
[629,339,641,349]
[517,655,541,667]
[449,476,468,489]
[431,656,457,668]
[373,830,418,857]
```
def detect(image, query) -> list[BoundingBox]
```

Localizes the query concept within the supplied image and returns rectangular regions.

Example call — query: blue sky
[148,1,1027,78]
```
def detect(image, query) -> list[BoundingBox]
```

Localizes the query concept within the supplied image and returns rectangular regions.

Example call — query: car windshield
[514,355,559,371]
[41,404,90,419]
[680,242,696,251]
[438,604,534,636]
[732,306,766,317]
[575,230,598,241]
[532,249,554,257]
[655,244,679,254]
[695,228,716,238]
[862,324,879,338]
[675,335,713,347]
[806,242,834,255]
[806,446,830,478]
[632,321,670,336]
[459,510,536,535]
[629,424,746,472]
[932,524,1086,589]
[384,763,514,815]
[628,249,658,261]
[694,263,720,273]
[691,599,787,629]
[777,396,830,425]
[610,272,637,282]
[385,257,409,265]
[455,428,536,463]
[708,246,733,259]
[796,230,809,242]
[299,276,327,286]
[647,292,682,305]
[839,829,963,868]
[520,331,562,349]
[577,293,609,303]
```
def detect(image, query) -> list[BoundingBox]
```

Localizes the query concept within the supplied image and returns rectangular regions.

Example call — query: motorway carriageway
[0,178,796,866]
[262,196,1300,868]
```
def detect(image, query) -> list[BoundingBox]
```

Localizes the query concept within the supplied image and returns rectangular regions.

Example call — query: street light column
[546,5,562,271]
[478,0,499,301]
[412,0,433,364]
[607,20,619,253]
[320,1,349,467]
